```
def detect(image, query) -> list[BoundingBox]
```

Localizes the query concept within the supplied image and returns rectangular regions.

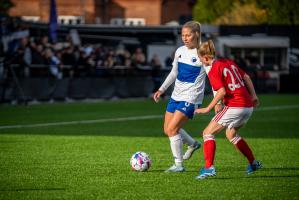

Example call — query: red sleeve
[208,61,224,91]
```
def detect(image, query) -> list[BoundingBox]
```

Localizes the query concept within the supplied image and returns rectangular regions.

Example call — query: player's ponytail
[182,21,201,49]
[198,40,216,58]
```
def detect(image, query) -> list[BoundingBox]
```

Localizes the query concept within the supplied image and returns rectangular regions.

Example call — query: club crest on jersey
[191,57,197,63]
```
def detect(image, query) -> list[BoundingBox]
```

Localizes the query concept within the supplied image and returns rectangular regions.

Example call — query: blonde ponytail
[182,21,202,49]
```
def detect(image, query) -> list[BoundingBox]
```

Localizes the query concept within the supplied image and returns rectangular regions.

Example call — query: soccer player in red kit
[194,40,262,180]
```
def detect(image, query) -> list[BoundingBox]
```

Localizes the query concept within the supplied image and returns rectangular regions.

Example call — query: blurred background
[1,0,299,104]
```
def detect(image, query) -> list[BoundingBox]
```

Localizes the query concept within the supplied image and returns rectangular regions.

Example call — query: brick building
[9,0,196,25]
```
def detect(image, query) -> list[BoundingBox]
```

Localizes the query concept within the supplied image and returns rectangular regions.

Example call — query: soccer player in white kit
[153,21,205,172]
[194,40,262,180]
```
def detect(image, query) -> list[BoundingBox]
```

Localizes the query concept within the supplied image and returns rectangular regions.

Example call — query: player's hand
[252,96,260,107]
[194,107,210,114]
[214,104,223,114]
[153,90,162,103]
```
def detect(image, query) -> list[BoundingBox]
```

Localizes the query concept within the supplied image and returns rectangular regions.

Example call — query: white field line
[0,104,298,130]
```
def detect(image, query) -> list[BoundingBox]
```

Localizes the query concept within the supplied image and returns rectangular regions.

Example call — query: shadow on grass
[267,167,299,171]
[0,188,66,192]
[212,174,299,180]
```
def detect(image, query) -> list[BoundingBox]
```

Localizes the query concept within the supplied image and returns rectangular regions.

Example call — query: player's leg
[178,102,201,160]
[226,127,262,174]
[180,128,201,160]
[202,121,224,168]
[195,121,224,180]
[164,110,189,172]
[226,127,255,164]
[163,111,173,136]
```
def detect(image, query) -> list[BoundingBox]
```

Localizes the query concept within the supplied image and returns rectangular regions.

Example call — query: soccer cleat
[195,166,216,180]
[165,164,185,173]
[183,141,201,160]
[247,160,262,175]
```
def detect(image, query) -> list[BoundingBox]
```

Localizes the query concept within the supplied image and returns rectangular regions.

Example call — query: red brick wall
[111,0,161,25]
[10,0,41,17]
[9,0,193,25]
[162,0,194,24]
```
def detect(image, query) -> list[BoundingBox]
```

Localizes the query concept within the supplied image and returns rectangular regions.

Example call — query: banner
[49,0,58,43]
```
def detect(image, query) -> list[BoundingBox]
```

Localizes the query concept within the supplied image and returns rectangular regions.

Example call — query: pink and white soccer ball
[130,151,151,172]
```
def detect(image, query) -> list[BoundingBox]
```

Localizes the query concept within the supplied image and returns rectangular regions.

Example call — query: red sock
[203,135,216,168]
[235,138,255,164]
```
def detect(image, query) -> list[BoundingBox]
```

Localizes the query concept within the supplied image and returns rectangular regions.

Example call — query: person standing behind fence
[45,48,62,79]
[132,47,146,68]
[194,40,262,180]
[150,54,162,94]
[153,21,205,172]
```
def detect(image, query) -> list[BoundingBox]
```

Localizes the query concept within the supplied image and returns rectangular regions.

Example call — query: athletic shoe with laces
[247,160,262,174]
[183,141,201,160]
[195,166,216,180]
[164,164,185,173]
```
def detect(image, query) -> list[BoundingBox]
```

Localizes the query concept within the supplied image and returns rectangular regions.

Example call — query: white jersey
[159,45,206,104]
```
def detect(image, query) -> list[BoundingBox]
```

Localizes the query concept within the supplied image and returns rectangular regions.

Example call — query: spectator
[104,51,116,69]
[164,51,175,68]
[31,44,46,65]
[132,47,146,68]
[44,48,62,79]
[10,37,31,77]
[150,54,162,93]
[76,50,90,77]
[41,35,51,49]
[61,46,77,77]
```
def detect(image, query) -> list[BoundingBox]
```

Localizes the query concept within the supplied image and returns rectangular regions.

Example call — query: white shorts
[212,106,253,129]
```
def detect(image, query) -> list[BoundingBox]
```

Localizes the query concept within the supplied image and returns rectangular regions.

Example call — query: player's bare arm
[153,90,163,103]
[195,87,226,114]
[243,74,259,107]
[214,103,223,114]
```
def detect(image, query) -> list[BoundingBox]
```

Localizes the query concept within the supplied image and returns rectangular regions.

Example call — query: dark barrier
[280,74,299,93]
[88,78,115,99]
[52,78,69,100]
[0,75,163,103]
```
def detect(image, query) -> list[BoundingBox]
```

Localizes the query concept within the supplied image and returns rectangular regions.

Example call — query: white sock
[169,134,183,166]
[179,128,196,147]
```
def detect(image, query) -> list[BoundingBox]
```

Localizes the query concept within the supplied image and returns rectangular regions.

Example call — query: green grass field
[0,94,299,199]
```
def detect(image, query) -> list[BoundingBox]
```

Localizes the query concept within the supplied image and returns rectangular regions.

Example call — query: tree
[215,2,267,25]
[256,0,299,25]
[193,0,234,24]
[0,0,14,16]
[193,0,299,25]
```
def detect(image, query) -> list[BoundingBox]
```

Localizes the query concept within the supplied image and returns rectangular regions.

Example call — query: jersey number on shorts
[223,65,245,91]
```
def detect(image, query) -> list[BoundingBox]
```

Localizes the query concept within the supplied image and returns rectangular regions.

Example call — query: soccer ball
[130,151,151,172]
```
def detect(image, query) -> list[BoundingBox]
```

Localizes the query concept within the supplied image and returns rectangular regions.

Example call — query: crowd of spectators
[1,17,173,81]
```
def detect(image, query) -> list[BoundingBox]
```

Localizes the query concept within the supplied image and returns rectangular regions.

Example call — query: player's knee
[165,126,177,137]
[163,126,168,135]
[202,128,212,137]
[226,130,237,141]
[226,133,234,141]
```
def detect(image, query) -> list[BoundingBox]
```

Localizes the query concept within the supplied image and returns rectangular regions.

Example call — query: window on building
[264,48,281,70]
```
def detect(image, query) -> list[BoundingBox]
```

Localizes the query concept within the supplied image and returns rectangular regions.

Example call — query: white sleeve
[158,51,178,93]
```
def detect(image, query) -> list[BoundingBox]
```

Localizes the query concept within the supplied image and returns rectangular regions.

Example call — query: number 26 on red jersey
[223,65,245,91]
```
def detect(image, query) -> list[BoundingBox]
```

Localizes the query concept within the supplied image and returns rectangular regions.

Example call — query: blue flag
[49,0,58,43]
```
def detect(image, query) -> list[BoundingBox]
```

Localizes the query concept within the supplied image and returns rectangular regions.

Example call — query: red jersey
[207,59,253,107]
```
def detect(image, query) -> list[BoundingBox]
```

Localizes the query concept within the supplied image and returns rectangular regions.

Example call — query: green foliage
[0,0,14,15]
[193,0,299,24]
[215,2,267,25]
[256,0,299,24]
[193,0,234,24]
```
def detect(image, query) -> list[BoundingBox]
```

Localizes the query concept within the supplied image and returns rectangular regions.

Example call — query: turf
[0,94,299,199]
